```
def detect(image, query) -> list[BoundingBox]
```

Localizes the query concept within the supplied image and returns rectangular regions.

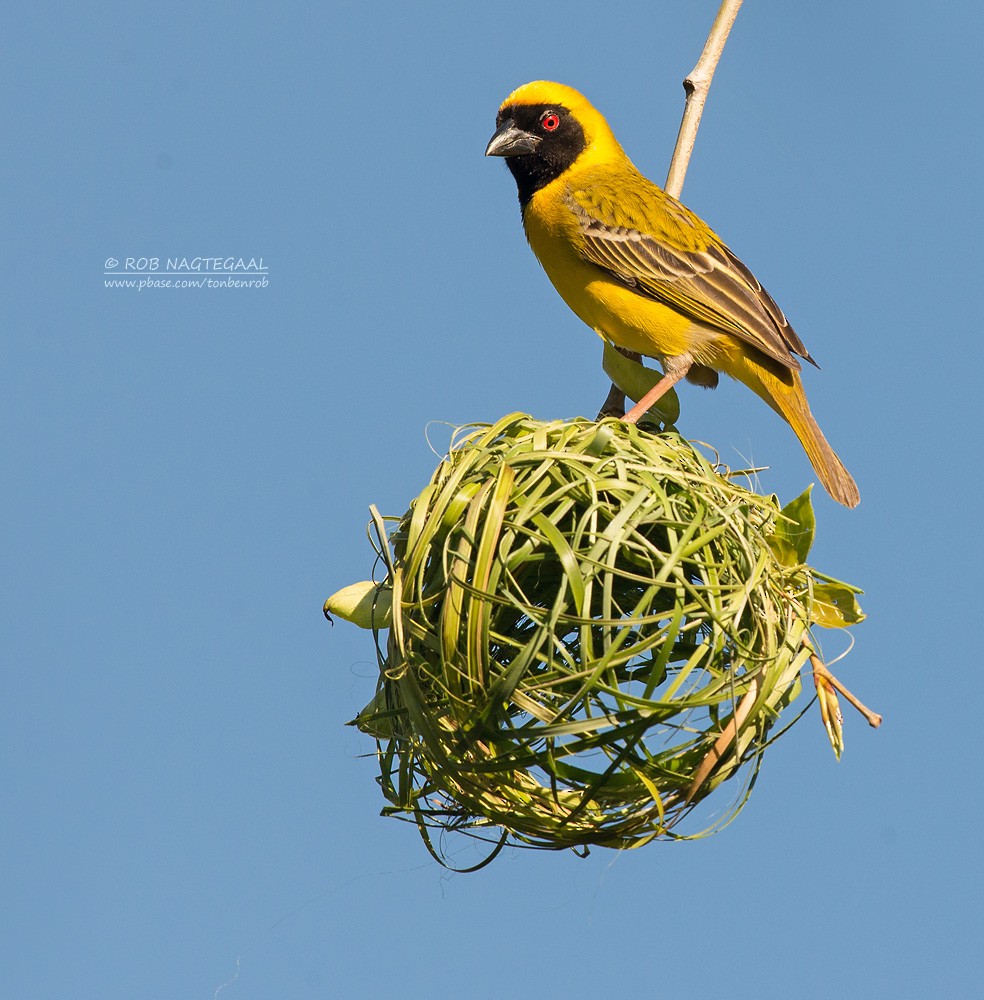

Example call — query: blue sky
[3,2,982,997]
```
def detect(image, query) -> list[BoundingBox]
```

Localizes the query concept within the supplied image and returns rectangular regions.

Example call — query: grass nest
[327,413,866,864]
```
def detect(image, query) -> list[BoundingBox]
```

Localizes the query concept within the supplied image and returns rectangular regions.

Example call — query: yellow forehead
[500,81,592,112]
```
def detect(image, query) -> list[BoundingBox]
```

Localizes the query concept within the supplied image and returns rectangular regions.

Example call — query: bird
[485,80,859,508]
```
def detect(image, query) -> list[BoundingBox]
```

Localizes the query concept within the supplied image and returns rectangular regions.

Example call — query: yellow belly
[523,197,720,366]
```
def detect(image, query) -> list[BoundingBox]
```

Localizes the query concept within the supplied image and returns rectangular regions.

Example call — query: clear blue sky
[3,2,981,997]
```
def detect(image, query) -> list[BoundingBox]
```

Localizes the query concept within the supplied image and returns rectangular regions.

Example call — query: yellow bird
[486,81,859,508]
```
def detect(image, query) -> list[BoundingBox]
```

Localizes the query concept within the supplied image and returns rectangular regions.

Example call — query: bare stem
[664,0,744,199]
[811,654,883,729]
[683,675,759,805]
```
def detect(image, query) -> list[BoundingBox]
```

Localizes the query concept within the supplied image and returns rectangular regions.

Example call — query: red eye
[540,111,560,132]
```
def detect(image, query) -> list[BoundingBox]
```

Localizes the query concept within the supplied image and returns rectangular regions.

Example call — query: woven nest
[336,413,859,860]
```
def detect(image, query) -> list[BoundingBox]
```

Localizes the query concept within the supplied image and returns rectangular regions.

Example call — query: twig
[664,0,744,199]
[811,654,883,729]
[601,0,743,414]
[683,675,759,805]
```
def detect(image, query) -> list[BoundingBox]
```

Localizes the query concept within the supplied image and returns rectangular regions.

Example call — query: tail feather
[788,408,860,508]
[737,360,860,509]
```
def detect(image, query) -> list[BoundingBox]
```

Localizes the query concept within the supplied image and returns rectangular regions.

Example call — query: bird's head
[486,81,625,204]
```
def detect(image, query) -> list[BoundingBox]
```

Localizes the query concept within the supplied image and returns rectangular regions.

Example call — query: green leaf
[602,341,680,426]
[769,487,816,565]
[324,580,392,629]
[352,687,397,738]
[811,580,866,628]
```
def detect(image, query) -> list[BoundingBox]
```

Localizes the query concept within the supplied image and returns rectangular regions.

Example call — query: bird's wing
[567,174,814,370]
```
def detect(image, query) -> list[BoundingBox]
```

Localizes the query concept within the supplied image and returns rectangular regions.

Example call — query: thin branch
[683,675,759,805]
[600,1,743,415]
[812,655,883,729]
[664,0,744,199]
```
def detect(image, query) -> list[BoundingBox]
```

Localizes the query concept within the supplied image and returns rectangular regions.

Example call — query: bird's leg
[622,354,693,425]
[596,347,641,419]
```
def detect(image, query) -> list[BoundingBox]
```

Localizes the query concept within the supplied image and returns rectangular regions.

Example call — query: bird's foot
[596,381,626,420]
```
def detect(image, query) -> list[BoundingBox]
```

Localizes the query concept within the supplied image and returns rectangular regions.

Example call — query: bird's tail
[739,360,860,509]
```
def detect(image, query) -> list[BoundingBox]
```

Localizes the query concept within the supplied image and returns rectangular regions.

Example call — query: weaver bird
[486,81,859,508]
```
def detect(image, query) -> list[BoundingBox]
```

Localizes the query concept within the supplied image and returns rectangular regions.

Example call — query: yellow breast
[522,182,706,364]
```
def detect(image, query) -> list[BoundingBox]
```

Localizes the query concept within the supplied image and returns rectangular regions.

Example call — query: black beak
[485,118,541,157]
